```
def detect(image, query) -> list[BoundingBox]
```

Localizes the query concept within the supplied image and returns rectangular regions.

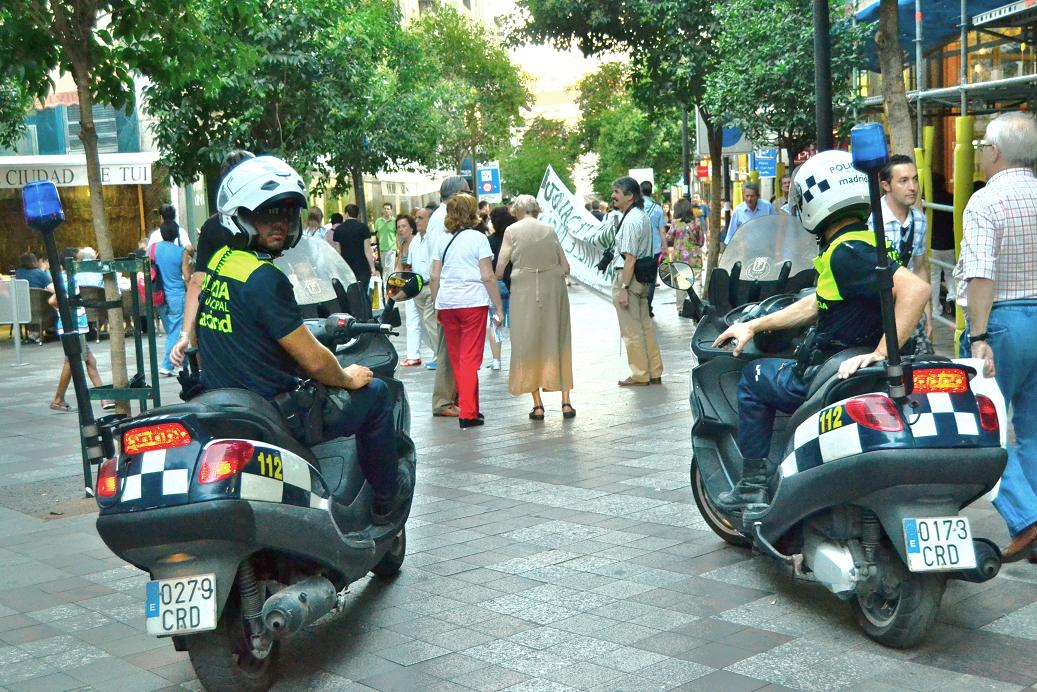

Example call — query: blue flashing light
[850,123,890,173]
[22,181,65,234]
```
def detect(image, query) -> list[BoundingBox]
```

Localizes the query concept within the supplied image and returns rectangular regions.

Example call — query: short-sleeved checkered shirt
[954,167,1037,303]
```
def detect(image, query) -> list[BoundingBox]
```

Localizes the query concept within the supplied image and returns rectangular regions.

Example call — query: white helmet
[217,155,308,249]
[788,150,870,235]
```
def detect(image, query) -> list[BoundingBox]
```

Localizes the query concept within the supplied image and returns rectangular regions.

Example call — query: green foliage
[0,77,31,149]
[704,0,867,162]
[143,0,440,192]
[575,65,683,197]
[414,5,529,169]
[502,117,578,195]
[0,1,184,109]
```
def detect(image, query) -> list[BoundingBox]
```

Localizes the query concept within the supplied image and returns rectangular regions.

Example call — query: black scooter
[92,239,418,690]
[669,211,1008,648]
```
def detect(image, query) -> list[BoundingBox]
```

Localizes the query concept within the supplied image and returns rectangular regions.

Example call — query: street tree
[502,117,579,196]
[514,0,729,283]
[876,0,915,155]
[0,77,32,150]
[0,0,188,412]
[145,0,440,218]
[704,0,867,166]
[414,5,529,173]
[576,65,682,196]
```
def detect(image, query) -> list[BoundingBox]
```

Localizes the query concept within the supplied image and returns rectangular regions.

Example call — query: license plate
[145,574,217,635]
[903,517,977,572]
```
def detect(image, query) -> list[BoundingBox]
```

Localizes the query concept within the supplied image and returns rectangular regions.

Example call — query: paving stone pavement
[0,283,1034,691]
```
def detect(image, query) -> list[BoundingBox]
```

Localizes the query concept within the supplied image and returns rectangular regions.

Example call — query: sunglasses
[972,139,995,150]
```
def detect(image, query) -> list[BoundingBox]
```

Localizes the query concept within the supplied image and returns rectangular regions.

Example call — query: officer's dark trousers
[736,358,808,460]
[322,379,397,496]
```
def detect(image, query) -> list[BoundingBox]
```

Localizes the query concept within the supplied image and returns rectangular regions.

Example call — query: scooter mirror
[658,260,696,291]
[385,272,423,302]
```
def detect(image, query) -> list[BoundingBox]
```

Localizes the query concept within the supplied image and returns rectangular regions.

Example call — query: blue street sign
[477,161,502,203]
[752,149,779,177]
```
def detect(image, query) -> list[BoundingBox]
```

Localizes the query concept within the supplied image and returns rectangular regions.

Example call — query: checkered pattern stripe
[780,401,862,479]
[236,442,329,510]
[121,449,189,502]
[800,174,831,205]
[906,393,981,442]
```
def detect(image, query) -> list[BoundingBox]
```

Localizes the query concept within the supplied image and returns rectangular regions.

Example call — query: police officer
[198,156,409,524]
[712,150,931,512]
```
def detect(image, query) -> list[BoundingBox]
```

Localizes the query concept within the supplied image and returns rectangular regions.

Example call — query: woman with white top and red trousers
[430,193,505,429]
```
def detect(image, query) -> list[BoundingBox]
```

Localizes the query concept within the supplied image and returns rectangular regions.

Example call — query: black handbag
[634,255,657,284]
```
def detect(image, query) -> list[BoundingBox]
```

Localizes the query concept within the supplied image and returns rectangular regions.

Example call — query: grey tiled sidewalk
[0,284,1034,691]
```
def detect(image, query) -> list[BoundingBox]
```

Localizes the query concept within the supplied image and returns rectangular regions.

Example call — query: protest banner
[536,165,615,294]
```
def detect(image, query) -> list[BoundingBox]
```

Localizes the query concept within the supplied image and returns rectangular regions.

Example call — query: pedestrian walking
[429,193,505,429]
[954,111,1037,562]
[667,198,705,313]
[496,195,574,420]
[485,205,516,371]
[49,258,113,412]
[395,213,427,366]
[610,177,664,387]
[723,182,775,245]
[427,177,472,417]
[374,203,397,284]
[640,181,666,317]
[929,172,956,317]
[409,203,441,372]
[153,222,190,376]
[333,204,376,297]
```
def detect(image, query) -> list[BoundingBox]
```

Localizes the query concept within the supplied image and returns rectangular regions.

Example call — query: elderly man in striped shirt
[955,110,1037,562]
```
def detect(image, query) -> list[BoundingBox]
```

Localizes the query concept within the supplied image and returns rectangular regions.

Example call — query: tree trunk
[59,4,130,415]
[703,113,724,292]
[877,0,915,156]
[350,168,367,224]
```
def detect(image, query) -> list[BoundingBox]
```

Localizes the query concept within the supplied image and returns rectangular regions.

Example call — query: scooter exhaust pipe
[953,538,1002,584]
[261,576,337,638]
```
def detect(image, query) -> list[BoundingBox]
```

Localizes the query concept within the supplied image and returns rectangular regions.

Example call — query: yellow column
[952,116,975,352]
[913,146,931,254]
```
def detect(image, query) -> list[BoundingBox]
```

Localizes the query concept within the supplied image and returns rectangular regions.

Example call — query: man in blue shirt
[640,181,666,317]
[723,182,775,245]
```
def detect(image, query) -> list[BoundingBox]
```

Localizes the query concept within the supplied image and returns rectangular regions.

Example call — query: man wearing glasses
[955,111,1037,562]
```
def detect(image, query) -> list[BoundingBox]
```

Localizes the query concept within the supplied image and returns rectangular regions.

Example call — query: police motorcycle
[90,231,419,689]
[679,134,1008,648]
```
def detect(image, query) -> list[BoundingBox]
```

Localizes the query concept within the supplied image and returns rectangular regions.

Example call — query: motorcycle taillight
[976,395,999,432]
[912,367,968,394]
[198,441,254,484]
[845,394,903,432]
[123,422,192,455]
[97,458,119,498]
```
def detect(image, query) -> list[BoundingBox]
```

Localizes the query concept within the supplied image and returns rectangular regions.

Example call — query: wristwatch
[621,283,629,290]
[968,332,988,344]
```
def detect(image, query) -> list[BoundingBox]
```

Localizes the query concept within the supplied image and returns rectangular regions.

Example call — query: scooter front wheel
[691,457,751,548]
[186,593,279,691]
[854,570,945,649]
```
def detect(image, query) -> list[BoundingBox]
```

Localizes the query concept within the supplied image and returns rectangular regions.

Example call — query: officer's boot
[715,458,770,513]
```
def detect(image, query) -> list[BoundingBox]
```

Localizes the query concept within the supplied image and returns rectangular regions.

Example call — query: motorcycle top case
[98,414,330,515]
[779,385,1000,480]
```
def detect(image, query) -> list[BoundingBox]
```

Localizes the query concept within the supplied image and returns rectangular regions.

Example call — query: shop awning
[853,0,1011,72]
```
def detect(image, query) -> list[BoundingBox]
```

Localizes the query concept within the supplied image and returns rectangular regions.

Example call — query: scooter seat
[804,347,873,399]
[184,389,315,462]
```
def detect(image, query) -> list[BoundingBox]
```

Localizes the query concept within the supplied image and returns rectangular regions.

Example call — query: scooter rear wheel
[187,593,279,691]
[854,571,945,649]
[691,457,751,548]
[371,527,406,578]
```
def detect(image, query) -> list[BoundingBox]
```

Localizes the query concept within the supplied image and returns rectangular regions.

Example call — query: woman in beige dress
[496,195,574,420]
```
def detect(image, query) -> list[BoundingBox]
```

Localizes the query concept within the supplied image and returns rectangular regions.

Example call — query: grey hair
[986,111,1037,168]
[510,194,540,215]
[439,175,470,201]
[742,181,761,193]
[611,176,644,208]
